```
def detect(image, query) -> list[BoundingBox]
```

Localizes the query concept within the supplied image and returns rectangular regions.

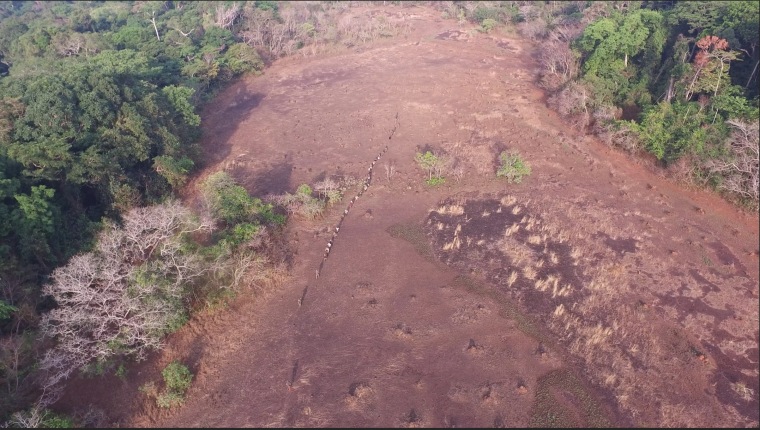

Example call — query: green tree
[222,43,264,76]
[162,85,201,126]
[415,151,441,181]
[13,185,57,264]
[576,10,666,105]
[202,171,270,225]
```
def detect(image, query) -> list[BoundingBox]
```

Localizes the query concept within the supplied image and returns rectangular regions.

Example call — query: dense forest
[0,1,758,426]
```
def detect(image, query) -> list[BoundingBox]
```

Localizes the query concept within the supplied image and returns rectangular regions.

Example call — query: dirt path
[53,5,758,428]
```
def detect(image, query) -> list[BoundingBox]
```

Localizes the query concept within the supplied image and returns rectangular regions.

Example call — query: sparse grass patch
[480,18,499,33]
[345,382,373,409]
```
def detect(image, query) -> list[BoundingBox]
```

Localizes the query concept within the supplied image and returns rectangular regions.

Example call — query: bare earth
[54,5,759,428]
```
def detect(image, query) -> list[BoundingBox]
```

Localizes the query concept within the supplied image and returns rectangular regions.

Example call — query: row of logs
[316,144,389,279]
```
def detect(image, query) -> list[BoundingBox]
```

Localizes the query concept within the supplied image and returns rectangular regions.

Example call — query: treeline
[0,1,264,419]
[0,0,412,423]
[439,0,759,206]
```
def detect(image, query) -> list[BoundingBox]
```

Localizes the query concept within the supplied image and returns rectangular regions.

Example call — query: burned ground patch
[423,193,758,427]
[425,195,585,317]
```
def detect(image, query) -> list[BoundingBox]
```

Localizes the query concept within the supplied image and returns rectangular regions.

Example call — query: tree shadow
[194,81,266,172]
[232,159,293,197]
[492,140,508,172]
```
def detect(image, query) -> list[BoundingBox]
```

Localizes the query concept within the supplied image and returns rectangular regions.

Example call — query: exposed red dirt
[53,5,759,428]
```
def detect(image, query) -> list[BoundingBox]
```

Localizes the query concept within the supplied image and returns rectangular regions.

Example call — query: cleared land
[54,5,759,428]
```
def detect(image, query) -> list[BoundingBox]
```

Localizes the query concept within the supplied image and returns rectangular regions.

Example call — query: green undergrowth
[386,222,435,262]
[528,369,613,428]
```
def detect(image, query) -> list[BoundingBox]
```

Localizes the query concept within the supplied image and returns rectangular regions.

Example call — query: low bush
[426,176,446,186]
[157,361,193,409]
[269,183,326,219]
[497,151,532,184]
[481,18,499,33]
[415,151,447,186]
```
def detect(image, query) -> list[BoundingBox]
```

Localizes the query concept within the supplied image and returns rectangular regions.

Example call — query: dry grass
[504,223,520,237]
[506,270,518,287]
[392,322,413,339]
[442,224,463,251]
[436,204,465,216]
[344,382,374,410]
[426,194,752,427]
[522,266,537,280]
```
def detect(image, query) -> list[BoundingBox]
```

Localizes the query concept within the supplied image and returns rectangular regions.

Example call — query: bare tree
[52,32,86,57]
[518,17,549,40]
[7,405,46,428]
[149,10,161,41]
[215,3,241,30]
[37,201,211,404]
[447,158,466,182]
[596,120,641,153]
[314,178,340,199]
[704,119,760,201]
[539,39,580,90]
[548,81,593,130]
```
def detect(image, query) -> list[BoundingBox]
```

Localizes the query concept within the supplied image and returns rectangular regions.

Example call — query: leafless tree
[581,1,613,24]
[149,10,161,41]
[704,119,760,201]
[448,159,466,182]
[539,39,580,90]
[7,405,46,428]
[548,81,593,130]
[546,24,583,44]
[596,120,641,153]
[314,178,340,199]
[52,32,102,57]
[52,32,85,57]
[518,17,549,40]
[215,3,241,30]
[37,201,211,403]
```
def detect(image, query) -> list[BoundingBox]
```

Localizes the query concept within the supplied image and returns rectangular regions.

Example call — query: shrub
[201,171,274,225]
[497,151,531,183]
[268,183,325,219]
[0,299,17,320]
[426,176,446,186]
[415,151,446,186]
[41,412,75,428]
[481,18,499,33]
[296,184,312,196]
[157,361,193,409]
[162,361,193,393]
